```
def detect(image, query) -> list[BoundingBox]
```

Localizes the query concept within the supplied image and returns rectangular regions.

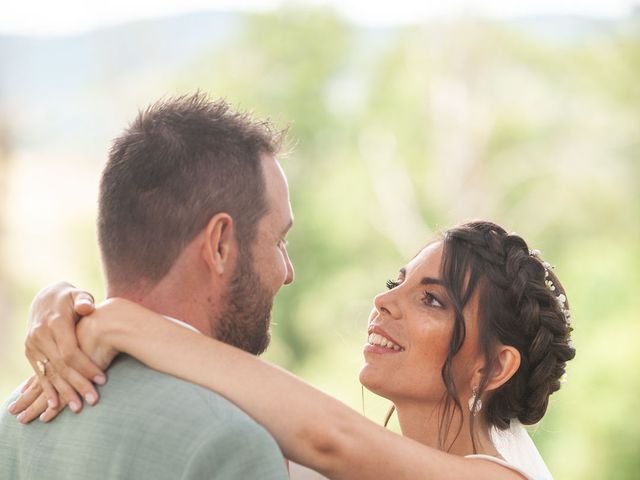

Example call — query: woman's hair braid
[438,221,575,443]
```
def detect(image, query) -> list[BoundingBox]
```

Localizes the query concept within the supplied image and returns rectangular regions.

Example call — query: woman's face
[359,241,483,406]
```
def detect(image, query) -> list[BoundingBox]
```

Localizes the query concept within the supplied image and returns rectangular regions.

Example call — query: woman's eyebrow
[399,268,444,286]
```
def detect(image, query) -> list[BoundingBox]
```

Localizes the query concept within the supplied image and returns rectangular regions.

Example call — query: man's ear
[483,345,521,392]
[202,213,236,275]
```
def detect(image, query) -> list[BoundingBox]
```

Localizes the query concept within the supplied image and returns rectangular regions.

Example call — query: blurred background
[1,1,639,478]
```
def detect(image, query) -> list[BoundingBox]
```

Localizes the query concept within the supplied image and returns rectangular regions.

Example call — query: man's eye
[386,280,400,290]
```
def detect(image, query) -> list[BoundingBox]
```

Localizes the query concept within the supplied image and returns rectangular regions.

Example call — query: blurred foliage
[2,6,640,479]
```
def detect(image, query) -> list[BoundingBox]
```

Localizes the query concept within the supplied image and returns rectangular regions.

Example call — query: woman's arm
[84,298,522,480]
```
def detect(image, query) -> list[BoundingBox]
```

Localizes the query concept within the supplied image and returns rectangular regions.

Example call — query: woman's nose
[373,288,401,320]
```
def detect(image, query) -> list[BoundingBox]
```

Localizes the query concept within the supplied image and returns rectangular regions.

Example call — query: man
[0,94,294,479]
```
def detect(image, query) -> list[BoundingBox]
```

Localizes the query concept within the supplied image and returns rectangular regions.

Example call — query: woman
[9,221,575,479]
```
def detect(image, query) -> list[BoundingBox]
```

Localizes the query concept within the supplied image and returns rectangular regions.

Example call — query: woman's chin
[359,364,393,400]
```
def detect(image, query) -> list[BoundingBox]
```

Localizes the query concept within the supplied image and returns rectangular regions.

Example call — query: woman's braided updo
[439,221,575,439]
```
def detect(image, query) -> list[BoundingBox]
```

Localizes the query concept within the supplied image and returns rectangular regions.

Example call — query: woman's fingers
[26,345,83,414]
[52,324,106,385]
[20,375,35,393]
[72,290,95,317]
[8,378,42,415]
[27,321,67,374]
[16,393,49,424]
[45,360,84,413]
[12,363,97,425]
[28,346,104,410]
[38,401,65,423]
[26,351,59,409]
[27,316,105,401]
[10,378,67,425]
[57,364,100,406]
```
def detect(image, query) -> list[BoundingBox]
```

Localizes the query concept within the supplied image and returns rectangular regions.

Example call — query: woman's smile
[364,324,405,354]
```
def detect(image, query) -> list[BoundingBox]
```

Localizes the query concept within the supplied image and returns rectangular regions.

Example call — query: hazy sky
[3,0,638,35]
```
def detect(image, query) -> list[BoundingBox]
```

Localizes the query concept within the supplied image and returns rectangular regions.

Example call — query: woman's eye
[386,279,400,290]
[422,291,443,308]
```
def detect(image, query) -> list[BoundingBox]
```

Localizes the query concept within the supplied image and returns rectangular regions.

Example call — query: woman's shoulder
[465,454,537,480]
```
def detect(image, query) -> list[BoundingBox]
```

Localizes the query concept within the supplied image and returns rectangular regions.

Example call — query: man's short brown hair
[98,93,282,288]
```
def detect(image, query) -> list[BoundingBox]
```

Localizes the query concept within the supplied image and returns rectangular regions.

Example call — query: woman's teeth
[368,333,403,351]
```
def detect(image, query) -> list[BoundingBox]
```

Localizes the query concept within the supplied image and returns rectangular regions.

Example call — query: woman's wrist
[95,297,137,354]
[76,297,133,367]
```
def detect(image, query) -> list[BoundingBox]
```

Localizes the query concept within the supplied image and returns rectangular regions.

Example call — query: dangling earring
[468,386,482,416]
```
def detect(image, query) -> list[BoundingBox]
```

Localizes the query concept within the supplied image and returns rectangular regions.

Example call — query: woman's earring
[468,386,482,416]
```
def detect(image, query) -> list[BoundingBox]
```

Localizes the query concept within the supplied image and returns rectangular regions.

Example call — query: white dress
[466,420,553,480]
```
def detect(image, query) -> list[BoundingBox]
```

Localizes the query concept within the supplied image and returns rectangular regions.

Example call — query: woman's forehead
[405,241,444,276]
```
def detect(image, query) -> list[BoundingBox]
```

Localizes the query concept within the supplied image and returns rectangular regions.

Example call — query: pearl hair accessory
[529,249,573,386]
[529,249,572,325]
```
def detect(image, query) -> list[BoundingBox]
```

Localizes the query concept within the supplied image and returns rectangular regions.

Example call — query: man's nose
[284,252,294,285]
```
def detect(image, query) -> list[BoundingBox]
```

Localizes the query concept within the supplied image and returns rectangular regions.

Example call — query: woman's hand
[9,299,123,423]
[8,282,106,422]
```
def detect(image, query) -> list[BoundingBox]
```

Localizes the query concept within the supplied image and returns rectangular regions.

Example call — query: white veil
[490,420,554,480]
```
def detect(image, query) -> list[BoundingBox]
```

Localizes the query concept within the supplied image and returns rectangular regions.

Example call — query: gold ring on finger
[36,358,49,376]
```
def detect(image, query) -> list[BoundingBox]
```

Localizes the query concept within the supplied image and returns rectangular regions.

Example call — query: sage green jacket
[0,355,289,480]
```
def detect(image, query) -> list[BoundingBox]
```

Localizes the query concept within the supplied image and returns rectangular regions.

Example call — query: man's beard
[214,252,274,355]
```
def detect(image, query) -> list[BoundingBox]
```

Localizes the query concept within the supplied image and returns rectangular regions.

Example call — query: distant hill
[0,10,627,156]
[0,11,241,153]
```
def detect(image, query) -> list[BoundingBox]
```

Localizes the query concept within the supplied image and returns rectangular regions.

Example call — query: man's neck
[107,283,220,338]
